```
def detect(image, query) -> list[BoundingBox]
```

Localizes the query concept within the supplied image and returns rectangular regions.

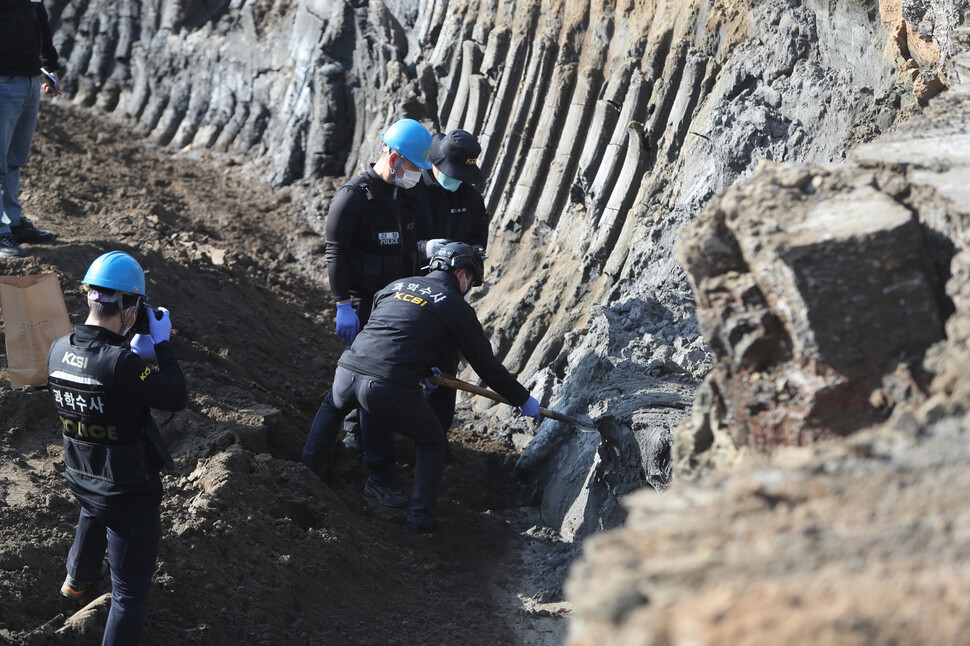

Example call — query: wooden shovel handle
[429,373,582,426]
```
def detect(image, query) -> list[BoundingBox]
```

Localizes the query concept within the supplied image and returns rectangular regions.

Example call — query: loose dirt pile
[0,104,570,645]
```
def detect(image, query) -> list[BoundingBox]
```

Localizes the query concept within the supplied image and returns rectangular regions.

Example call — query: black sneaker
[0,232,26,257]
[10,217,56,243]
[364,479,408,508]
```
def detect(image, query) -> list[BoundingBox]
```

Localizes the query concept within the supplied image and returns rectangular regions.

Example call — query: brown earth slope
[0,103,568,645]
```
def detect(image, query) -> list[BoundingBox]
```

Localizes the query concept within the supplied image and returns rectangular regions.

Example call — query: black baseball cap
[429,130,486,184]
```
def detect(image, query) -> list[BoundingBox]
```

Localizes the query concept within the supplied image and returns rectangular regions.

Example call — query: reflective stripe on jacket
[48,325,187,510]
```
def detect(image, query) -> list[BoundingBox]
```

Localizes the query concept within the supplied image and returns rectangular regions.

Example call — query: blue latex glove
[423,367,442,390]
[518,396,541,420]
[336,302,360,344]
[148,307,172,343]
[130,334,156,359]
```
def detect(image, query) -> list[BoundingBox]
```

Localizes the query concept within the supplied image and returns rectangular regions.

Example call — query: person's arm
[35,4,60,73]
[453,303,530,406]
[325,187,362,304]
[116,342,188,412]
[468,190,489,250]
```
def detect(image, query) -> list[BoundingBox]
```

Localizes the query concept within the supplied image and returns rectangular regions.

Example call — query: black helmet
[428,242,486,286]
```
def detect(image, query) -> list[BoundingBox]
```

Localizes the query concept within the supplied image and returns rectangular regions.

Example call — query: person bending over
[301,242,540,534]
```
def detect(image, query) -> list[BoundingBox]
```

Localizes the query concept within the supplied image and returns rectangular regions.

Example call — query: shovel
[429,373,600,433]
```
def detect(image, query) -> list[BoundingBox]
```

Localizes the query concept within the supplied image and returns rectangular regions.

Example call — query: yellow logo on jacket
[393,291,428,307]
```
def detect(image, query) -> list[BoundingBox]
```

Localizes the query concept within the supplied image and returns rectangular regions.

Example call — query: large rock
[565,422,970,646]
[677,163,944,456]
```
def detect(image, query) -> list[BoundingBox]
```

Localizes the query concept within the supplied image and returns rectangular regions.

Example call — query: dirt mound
[0,104,568,645]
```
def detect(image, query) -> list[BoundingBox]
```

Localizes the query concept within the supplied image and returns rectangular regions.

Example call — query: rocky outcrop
[566,421,970,646]
[45,0,952,539]
[48,0,430,185]
[564,25,970,646]
[472,0,918,539]
[676,162,944,459]
[675,49,970,474]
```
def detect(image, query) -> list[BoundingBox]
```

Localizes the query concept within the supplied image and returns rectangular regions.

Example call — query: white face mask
[393,158,422,190]
[120,305,139,337]
[396,168,422,190]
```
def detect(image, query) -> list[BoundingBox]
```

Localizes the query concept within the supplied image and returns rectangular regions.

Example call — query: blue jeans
[67,503,162,646]
[0,75,40,234]
[302,366,446,530]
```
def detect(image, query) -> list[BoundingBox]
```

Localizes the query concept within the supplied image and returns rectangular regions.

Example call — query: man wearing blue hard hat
[323,118,433,498]
[47,251,187,644]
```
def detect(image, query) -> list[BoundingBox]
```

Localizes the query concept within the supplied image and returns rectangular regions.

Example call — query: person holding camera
[47,251,187,644]
[301,242,540,534]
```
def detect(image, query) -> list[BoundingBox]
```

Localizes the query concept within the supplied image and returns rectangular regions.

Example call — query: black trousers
[302,367,446,531]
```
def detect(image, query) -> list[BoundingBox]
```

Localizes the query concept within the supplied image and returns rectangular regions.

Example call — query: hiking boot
[59,575,92,601]
[10,217,56,243]
[364,479,408,508]
[0,232,26,257]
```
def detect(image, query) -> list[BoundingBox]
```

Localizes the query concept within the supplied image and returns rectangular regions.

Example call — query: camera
[133,304,155,335]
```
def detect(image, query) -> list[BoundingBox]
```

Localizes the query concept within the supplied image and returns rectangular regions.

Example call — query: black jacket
[421,171,489,249]
[338,270,529,406]
[325,168,430,303]
[0,0,60,76]
[48,325,187,510]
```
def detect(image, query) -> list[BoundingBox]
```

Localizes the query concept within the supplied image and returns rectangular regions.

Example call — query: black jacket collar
[73,324,126,348]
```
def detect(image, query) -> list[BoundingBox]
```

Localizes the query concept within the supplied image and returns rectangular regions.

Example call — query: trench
[5,0,933,640]
[0,102,576,646]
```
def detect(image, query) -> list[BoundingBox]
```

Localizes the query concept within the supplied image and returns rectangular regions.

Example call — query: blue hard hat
[381,119,432,170]
[82,251,147,298]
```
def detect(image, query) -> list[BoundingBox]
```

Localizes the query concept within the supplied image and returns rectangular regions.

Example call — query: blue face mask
[437,171,462,192]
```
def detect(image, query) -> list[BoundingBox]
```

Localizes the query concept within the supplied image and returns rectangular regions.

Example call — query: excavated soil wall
[567,51,970,646]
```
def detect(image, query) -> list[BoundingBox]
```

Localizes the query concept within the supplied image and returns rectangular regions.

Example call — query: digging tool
[429,373,600,433]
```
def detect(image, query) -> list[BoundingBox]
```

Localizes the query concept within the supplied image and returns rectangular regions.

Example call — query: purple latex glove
[130,334,156,359]
[518,396,541,420]
[423,367,442,389]
[148,307,172,343]
[336,302,360,344]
